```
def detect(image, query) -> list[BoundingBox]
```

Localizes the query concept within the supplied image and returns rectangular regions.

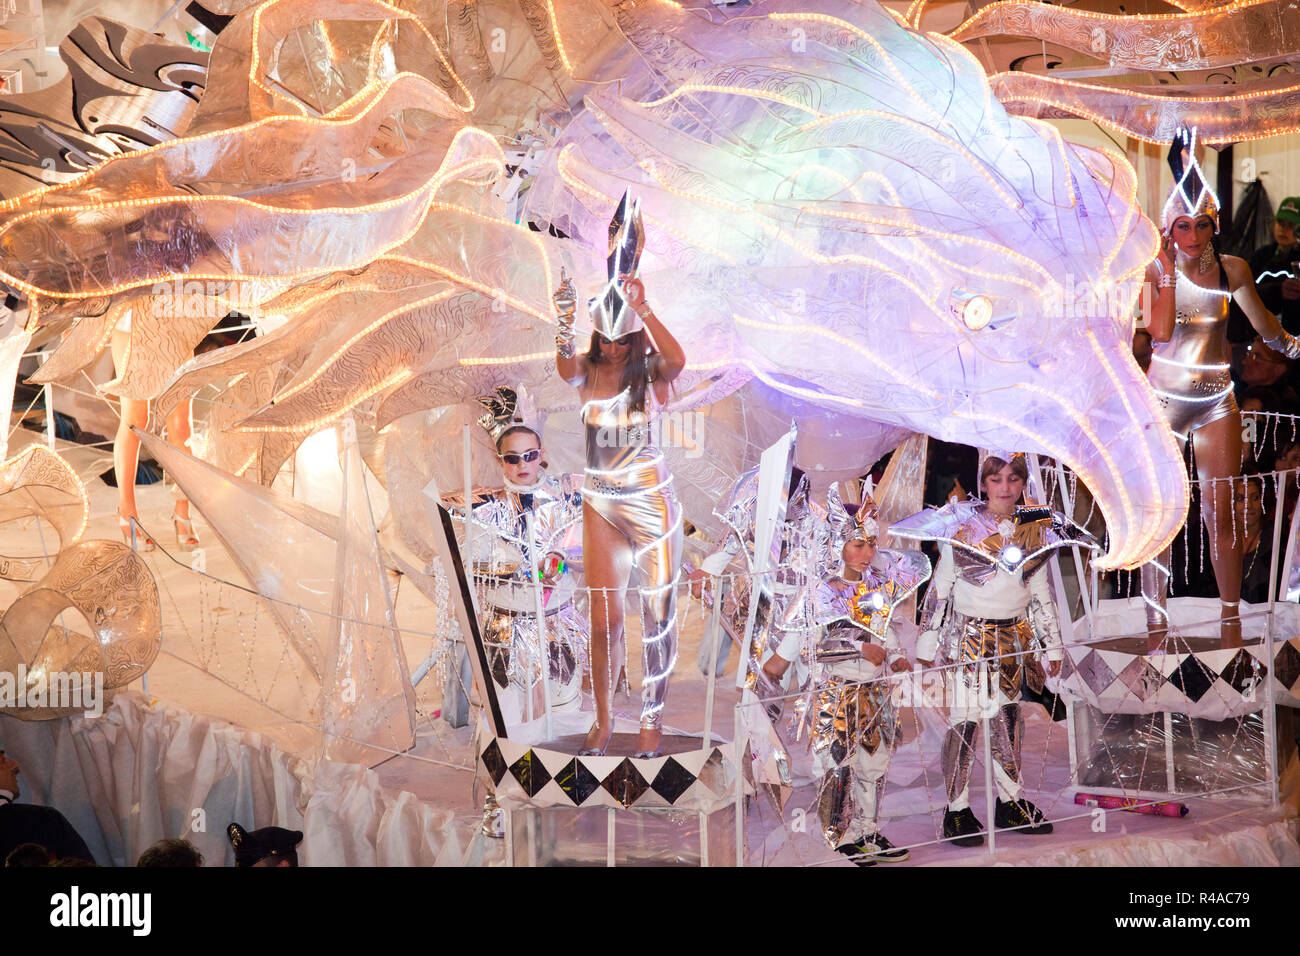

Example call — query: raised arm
[1225,255,1298,355]
[1141,238,1177,344]
[552,267,587,386]
[624,276,685,385]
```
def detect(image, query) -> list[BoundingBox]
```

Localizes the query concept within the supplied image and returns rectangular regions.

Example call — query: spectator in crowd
[226,822,302,867]
[137,838,203,867]
[5,842,50,867]
[1276,439,1300,528]
[1249,197,1300,334]
[1236,474,1272,604]
[0,748,95,865]
[1234,337,1300,409]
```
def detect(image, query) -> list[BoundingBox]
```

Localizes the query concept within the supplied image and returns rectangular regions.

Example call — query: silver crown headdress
[587,191,646,340]
[1161,128,1219,235]
[838,477,880,542]
[476,386,539,445]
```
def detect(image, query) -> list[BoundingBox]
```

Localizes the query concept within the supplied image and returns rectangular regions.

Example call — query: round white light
[962,294,993,331]
[1001,544,1023,566]
[869,591,885,610]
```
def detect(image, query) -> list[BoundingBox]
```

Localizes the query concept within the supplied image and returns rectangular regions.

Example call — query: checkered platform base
[481,736,753,813]
[1061,636,1300,719]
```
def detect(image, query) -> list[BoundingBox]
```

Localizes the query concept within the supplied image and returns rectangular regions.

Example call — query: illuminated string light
[953,0,1273,34]
[459,350,552,367]
[0,125,506,300]
[798,204,1058,293]
[1084,328,1184,566]
[544,0,573,71]
[264,289,454,407]
[555,140,740,266]
[635,84,823,116]
[989,73,1300,146]
[238,367,413,434]
[0,70,474,219]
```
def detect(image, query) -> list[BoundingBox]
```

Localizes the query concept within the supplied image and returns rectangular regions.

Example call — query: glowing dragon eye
[951,290,993,331]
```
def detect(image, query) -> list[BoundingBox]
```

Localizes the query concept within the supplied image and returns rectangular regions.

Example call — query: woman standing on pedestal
[1141,128,1300,649]
[553,193,686,759]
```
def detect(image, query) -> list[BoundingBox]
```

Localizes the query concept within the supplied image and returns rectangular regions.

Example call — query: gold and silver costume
[464,473,587,724]
[581,384,684,730]
[809,549,931,849]
[893,499,1095,812]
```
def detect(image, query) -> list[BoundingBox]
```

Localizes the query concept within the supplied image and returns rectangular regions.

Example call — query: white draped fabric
[0,692,463,866]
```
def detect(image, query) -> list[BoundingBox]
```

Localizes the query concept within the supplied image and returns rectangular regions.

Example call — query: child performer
[807,487,931,864]
[891,452,1096,846]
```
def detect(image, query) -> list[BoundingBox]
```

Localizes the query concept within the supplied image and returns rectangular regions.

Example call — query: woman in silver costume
[553,194,686,758]
[892,453,1096,847]
[1141,129,1300,649]
[809,490,930,865]
[467,388,587,835]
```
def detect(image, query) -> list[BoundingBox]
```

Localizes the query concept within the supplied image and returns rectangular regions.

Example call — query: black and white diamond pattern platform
[481,734,752,814]
[1062,599,1300,719]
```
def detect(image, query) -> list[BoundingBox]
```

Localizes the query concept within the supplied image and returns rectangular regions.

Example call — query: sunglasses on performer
[597,333,633,347]
[498,449,542,465]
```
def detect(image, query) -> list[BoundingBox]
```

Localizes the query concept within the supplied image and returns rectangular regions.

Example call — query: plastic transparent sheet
[138,428,417,766]
[1073,706,1266,797]
[508,805,738,867]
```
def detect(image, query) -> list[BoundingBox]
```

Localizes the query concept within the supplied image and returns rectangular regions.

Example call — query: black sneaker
[995,797,1054,834]
[834,841,878,867]
[858,832,910,862]
[942,807,985,847]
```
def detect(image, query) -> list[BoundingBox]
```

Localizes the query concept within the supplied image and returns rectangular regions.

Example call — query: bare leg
[164,399,192,521]
[110,330,153,548]
[1192,414,1244,649]
[164,398,199,548]
[581,503,631,754]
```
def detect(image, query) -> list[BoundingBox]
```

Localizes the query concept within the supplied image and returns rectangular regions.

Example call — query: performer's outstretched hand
[621,273,648,313]
[553,267,577,318]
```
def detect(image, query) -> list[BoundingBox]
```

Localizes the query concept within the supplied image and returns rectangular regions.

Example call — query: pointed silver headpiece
[587,191,646,340]
[1161,128,1220,235]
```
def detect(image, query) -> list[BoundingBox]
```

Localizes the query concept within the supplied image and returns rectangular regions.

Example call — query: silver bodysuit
[1147,266,1238,441]
[581,384,684,728]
